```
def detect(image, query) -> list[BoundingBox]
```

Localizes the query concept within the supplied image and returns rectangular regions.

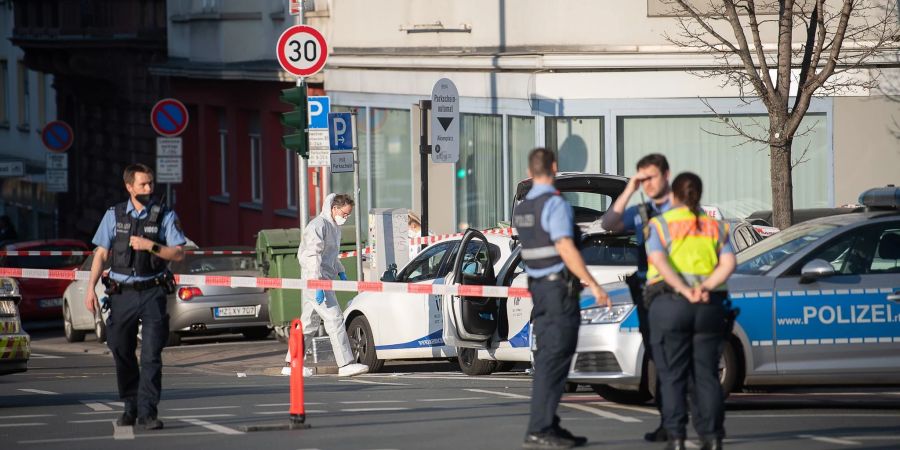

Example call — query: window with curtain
[456,114,503,231]
[331,106,368,235]
[616,114,829,218]
[507,116,535,216]
[545,116,606,210]
[248,112,262,203]
[370,108,411,211]
[217,109,229,197]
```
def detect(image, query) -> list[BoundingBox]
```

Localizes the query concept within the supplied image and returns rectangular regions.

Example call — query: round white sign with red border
[150,98,190,137]
[276,25,328,77]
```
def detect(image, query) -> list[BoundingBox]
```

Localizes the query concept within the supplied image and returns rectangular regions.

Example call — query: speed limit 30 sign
[276,25,328,77]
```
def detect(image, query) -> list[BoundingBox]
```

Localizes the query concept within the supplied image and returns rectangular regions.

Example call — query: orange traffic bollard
[288,318,307,426]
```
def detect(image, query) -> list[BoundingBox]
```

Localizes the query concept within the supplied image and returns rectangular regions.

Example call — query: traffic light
[280,85,309,158]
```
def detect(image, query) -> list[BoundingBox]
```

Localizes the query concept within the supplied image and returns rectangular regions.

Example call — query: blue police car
[571,186,900,403]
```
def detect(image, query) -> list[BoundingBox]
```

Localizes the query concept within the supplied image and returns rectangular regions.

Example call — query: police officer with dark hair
[514,148,610,449]
[85,163,186,430]
[644,172,735,450]
[600,153,673,442]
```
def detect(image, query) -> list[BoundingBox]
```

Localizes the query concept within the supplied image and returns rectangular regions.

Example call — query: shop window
[456,113,503,231]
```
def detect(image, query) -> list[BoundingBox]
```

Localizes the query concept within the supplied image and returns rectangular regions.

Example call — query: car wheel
[94,313,107,343]
[457,347,496,376]
[591,384,652,405]
[242,327,272,340]
[165,332,181,347]
[63,302,86,343]
[347,315,384,373]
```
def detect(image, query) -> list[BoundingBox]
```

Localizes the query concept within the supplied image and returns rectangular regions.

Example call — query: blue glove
[338,272,347,281]
[315,290,325,304]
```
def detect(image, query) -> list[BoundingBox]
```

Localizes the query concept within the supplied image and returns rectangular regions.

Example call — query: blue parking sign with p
[328,112,353,150]
[308,96,330,129]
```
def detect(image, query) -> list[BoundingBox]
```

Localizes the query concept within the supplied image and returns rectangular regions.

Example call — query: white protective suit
[296,193,354,367]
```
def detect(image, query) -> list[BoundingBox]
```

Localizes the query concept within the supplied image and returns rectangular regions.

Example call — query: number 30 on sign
[276,25,328,77]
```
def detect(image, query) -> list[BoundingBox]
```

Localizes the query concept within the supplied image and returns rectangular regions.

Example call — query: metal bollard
[288,318,307,426]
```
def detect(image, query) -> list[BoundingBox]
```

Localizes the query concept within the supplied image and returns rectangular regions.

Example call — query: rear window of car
[580,234,639,266]
[0,245,87,269]
[170,254,259,274]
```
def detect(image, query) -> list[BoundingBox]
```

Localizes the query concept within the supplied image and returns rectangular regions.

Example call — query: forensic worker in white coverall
[283,193,369,377]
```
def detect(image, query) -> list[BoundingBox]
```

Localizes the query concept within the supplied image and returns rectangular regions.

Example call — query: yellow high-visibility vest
[646,206,729,286]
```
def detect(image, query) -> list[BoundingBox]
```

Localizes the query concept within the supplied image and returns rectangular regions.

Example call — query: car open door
[441,229,499,349]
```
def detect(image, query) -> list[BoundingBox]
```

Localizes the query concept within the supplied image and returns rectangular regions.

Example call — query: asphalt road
[3,327,900,450]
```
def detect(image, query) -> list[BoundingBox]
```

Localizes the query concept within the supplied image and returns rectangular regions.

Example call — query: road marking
[588,402,659,416]
[112,421,134,440]
[420,397,486,402]
[467,389,641,423]
[71,419,124,423]
[341,379,409,386]
[843,435,900,441]
[168,406,239,411]
[254,410,328,415]
[77,411,121,415]
[180,418,244,435]
[0,414,54,419]
[340,400,404,404]
[374,374,529,382]
[81,401,113,411]
[797,434,861,445]
[161,414,234,419]
[0,423,46,428]
[731,413,900,418]
[29,353,64,359]
[19,431,219,444]
[18,389,59,395]
[108,402,125,407]
[341,408,409,412]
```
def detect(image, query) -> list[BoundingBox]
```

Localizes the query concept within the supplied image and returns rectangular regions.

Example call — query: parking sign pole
[418,100,431,243]
[351,112,363,281]
[296,5,309,227]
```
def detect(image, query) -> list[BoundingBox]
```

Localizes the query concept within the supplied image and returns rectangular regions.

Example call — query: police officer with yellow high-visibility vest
[643,172,736,450]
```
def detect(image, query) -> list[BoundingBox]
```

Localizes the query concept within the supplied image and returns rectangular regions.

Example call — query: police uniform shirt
[522,183,575,278]
[620,198,672,246]
[92,200,187,284]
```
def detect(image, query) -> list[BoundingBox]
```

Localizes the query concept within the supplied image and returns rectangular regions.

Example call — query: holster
[624,273,644,307]
[162,271,177,295]
[642,281,672,310]
[101,274,121,295]
[562,268,582,299]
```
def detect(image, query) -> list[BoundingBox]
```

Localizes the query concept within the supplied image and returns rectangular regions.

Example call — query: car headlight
[0,277,20,297]
[580,304,634,324]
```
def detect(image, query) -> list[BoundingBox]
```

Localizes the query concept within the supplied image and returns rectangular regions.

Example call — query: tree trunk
[770,142,794,230]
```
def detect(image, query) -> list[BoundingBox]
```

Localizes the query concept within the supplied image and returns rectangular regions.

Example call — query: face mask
[135,194,152,205]
[334,215,347,226]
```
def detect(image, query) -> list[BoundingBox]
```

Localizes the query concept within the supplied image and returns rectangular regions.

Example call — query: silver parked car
[570,186,900,403]
[63,247,271,346]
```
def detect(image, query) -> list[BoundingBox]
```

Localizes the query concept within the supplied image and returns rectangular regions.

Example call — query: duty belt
[119,275,167,291]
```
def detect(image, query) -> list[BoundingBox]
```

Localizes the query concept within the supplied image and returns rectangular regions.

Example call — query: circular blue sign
[41,121,74,153]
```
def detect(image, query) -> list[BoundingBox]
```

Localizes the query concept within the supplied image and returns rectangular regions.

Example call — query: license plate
[214,306,257,318]
[39,298,63,308]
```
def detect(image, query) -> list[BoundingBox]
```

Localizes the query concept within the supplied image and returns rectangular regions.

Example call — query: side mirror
[800,259,836,283]
[381,263,398,282]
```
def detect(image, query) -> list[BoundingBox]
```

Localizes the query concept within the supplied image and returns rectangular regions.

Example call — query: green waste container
[256,228,303,343]
[256,227,361,343]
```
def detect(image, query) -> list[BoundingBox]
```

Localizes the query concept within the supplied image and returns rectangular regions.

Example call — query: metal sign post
[418,100,431,244]
[351,112,363,280]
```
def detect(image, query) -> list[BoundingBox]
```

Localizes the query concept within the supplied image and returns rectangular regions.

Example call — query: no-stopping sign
[276,25,328,77]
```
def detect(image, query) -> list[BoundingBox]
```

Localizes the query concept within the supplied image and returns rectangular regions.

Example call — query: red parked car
[0,240,89,321]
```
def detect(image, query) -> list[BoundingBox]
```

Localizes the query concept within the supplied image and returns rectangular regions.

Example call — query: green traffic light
[280,86,304,104]
[282,133,309,158]
[281,110,307,129]
[457,168,466,179]
[279,85,309,158]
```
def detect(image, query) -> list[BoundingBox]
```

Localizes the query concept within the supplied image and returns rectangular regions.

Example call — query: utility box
[367,208,410,280]
[256,228,302,342]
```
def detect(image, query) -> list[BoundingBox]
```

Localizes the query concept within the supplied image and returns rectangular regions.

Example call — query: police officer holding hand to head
[85,163,186,431]
[644,172,735,450]
[514,148,610,450]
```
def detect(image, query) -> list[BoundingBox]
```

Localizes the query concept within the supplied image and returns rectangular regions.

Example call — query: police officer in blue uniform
[85,163,186,430]
[514,148,610,449]
[601,153,673,442]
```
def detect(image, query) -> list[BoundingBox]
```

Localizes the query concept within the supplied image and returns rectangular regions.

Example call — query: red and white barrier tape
[0,250,258,257]
[752,225,779,237]
[0,268,532,299]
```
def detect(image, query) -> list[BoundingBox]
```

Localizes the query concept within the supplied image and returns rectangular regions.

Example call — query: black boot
[663,437,686,450]
[700,436,723,450]
[644,425,669,442]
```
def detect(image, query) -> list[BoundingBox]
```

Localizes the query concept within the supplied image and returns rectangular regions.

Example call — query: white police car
[572,186,900,403]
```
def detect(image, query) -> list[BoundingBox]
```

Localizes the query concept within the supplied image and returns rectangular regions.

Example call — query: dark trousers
[627,276,663,409]
[527,276,581,434]
[106,285,169,418]
[648,292,727,440]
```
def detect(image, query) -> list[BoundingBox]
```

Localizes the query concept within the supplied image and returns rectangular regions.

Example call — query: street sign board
[308,149,330,167]
[289,0,301,15]
[46,153,68,170]
[330,151,354,173]
[328,112,353,150]
[156,137,183,157]
[151,98,190,137]
[0,161,24,177]
[41,121,74,153]
[156,157,182,184]
[308,96,330,129]
[430,78,460,164]
[276,25,328,77]
[46,169,67,192]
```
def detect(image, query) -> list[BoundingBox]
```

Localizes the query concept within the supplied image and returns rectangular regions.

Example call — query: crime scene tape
[0,250,258,256]
[0,268,533,299]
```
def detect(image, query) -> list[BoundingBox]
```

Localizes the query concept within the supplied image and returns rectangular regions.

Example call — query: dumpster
[256,228,303,343]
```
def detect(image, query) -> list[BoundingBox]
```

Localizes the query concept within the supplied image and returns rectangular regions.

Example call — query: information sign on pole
[41,121,74,153]
[328,112,353,151]
[46,153,68,170]
[330,151,355,173]
[150,99,190,137]
[307,95,331,167]
[46,169,68,193]
[156,157,183,184]
[156,137,183,157]
[430,78,460,164]
[276,25,328,77]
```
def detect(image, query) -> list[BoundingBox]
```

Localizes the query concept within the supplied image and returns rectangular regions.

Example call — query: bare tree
[664,0,899,229]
